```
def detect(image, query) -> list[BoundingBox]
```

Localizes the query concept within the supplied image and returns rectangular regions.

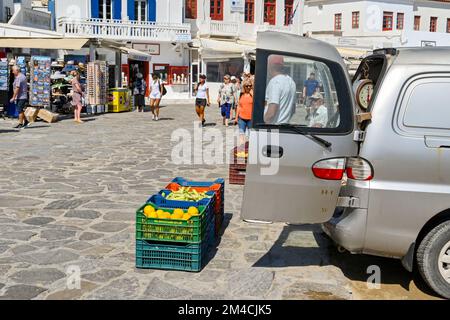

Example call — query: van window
[252,51,354,134]
[403,79,450,130]
[262,54,340,128]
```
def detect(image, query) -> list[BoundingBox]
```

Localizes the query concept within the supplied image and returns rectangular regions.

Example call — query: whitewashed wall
[304,0,450,34]
[0,0,14,22]
[192,0,304,40]
[156,0,183,24]
[54,0,89,20]
[414,2,450,33]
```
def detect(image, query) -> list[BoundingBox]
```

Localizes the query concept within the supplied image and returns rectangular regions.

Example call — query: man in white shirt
[308,92,328,128]
[264,55,297,124]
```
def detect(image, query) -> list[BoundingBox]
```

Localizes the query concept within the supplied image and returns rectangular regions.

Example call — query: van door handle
[424,136,450,148]
[262,145,284,158]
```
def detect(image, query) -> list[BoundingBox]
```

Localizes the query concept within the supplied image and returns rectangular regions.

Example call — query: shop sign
[338,37,358,46]
[133,43,160,55]
[128,52,152,62]
[175,33,192,43]
[230,0,245,13]
[421,40,436,47]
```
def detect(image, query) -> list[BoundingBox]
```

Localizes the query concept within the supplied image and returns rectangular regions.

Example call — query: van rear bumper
[322,207,368,253]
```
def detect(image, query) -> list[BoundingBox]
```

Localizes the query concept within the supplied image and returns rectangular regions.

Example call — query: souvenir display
[17,56,27,76]
[0,59,9,91]
[169,66,188,85]
[29,56,51,107]
[87,61,108,106]
[0,59,8,106]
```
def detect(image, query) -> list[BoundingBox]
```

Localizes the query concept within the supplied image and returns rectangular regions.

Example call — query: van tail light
[312,157,374,181]
[312,158,346,180]
[346,157,374,181]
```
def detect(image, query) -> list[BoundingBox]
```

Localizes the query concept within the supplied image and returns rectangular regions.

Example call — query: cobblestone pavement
[0,105,440,300]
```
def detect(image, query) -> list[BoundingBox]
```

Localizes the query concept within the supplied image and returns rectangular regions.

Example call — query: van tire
[416,221,450,299]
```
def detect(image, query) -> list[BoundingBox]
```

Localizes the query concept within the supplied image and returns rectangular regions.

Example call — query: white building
[53,0,192,99]
[304,0,450,53]
[0,0,56,58]
[186,0,304,98]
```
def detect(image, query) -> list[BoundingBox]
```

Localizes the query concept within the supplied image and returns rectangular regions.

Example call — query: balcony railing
[257,23,295,34]
[198,19,239,37]
[57,17,192,42]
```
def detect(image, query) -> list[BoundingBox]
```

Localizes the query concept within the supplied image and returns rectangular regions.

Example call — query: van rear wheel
[417,221,450,299]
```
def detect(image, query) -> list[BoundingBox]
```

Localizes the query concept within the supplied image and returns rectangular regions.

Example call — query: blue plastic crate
[172,177,224,188]
[136,216,215,272]
[171,177,225,209]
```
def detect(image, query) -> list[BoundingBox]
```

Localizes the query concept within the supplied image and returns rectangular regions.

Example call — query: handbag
[160,81,167,96]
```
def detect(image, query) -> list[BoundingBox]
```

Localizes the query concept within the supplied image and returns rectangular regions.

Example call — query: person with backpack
[150,73,165,121]
[133,73,147,113]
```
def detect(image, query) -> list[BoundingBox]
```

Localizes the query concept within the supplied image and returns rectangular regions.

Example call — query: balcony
[57,17,192,43]
[256,23,295,34]
[197,19,239,38]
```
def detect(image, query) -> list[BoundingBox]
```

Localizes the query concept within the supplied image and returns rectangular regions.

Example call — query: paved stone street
[0,104,439,300]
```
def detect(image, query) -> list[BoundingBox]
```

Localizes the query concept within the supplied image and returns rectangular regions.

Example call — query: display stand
[29,56,58,123]
[86,61,108,114]
[30,56,51,108]
[0,59,9,119]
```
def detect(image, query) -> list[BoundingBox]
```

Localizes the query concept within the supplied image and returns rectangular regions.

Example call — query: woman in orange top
[235,81,253,145]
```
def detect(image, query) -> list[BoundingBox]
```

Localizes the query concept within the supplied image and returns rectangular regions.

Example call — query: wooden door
[264,0,276,25]
[210,0,223,21]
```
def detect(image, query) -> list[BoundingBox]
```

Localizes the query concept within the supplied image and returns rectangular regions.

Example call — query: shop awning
[336,47,368,59]
[117,46,152,62]
[0,38,89,50]
[194,38,255,60]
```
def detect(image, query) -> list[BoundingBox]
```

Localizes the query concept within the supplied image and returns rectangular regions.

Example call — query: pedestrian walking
[133,73,146,113]
[150,74,163,121]
[235,81,253,145]
[231,76,241,121]
[70,70,84,123]
[194,74,210,126]
[217,74,236,127]
[10,65,29,129]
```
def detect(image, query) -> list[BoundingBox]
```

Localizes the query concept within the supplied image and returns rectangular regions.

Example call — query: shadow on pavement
[204,213,232,270]
[81,118,97,123]
[216,213,233,245]
[155,117,174,121]
[23,125,51,130]
[253,224,440,298]
[0,129,19,133]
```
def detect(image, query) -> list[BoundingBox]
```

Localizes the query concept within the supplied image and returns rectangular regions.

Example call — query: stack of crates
[135,178,223,272]
[229,143,248,185]
[166,178,225,237]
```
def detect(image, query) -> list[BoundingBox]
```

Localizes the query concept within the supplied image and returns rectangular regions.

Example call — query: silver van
[242,31,450,299]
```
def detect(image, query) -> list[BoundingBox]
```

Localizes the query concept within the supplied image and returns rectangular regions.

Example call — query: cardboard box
[24,107,39,123]
[37,109,58,123]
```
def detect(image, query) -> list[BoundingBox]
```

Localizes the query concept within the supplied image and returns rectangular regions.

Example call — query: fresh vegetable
[163,187,213,202]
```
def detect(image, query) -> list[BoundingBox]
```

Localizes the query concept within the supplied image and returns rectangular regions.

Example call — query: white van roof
[256,31,348,71]
[394,47,450,65]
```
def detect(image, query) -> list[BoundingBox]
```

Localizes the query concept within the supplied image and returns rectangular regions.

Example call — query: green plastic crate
[135,219,215,272]
[135,203,212,243]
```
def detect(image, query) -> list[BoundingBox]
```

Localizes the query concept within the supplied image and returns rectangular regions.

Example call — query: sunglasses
[244,85,252,88]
